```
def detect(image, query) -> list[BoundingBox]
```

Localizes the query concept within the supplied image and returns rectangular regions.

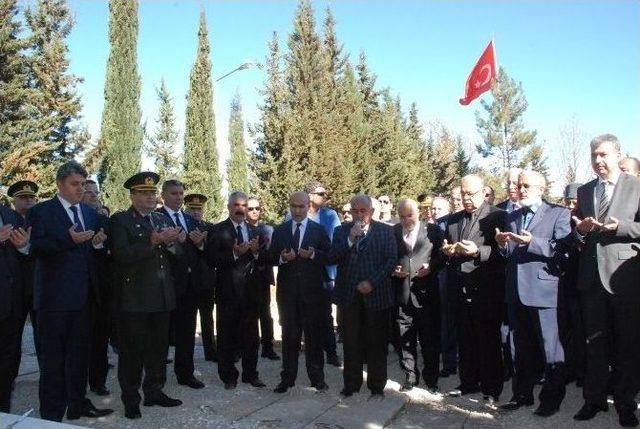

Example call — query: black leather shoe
[340,387,359,397]
[90,386,110,396]
[399,382,414,392]
[446,385,480,397]
[66,399,114,420]
[327,354,342,367]
[177,376,205,389]
[274,382,292,393]
[619,410,639,427]
[534,402,560,417]
[369,389,384,399]
[243,378,266,388]
[500,396,534,411]
[143,392,182,407]
[224,381,237,390]
[261,349,281,360]
[426,386,440,395]
[124,404,141,419]
[574,403,608,421]
[313,381,329,391]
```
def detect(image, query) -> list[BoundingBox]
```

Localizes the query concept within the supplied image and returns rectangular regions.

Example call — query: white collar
[291,217,309,228]
[231,219,245,230]
[163,205,182,217]
[598,170,621,186]
[57,194,78,211]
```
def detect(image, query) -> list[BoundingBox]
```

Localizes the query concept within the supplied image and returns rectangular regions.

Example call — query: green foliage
[99,0,143,211]
[475,66,537,171]
[183,10,221,220]
[226,92,249,193]
[145,78,180,179]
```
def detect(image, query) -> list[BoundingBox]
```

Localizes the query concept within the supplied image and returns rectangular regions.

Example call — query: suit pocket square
[618,250,637,260]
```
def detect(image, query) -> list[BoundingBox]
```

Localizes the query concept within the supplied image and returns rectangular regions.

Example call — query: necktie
[174,212,186,231]
[292,222,302,251]
[461,212,473,240]
[597,181,609,222]
[236,225,244,244]
[357,228,368,252]
[511,202,518,213]
[522,208,533,231]
[70,205,84,231]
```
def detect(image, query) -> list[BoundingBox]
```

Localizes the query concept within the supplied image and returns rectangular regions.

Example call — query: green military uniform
[109,172,182,414]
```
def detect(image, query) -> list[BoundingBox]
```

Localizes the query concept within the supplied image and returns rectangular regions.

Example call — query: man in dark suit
[7,181,40,381]
[28,161,112,422]
[0,199,30,413]
[571,134,640,427]
[184,194,218,362]
[81,179,112,396]
[329,194,397,398]
[392,198,443,393]
[270,191,331,393]
[246,196,279,361]
[208,191,265,389]
[158,180,208,389]
[443,174,506,406]
[110,172,183,419]
[496,171,571,416]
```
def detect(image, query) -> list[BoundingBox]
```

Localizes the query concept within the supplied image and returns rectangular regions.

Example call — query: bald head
[289,191,310,222]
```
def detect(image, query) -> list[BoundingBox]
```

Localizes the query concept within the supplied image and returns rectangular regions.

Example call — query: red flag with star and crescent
[459,41,497,105]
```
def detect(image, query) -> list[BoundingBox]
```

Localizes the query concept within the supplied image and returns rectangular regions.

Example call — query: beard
[520,196,541,208]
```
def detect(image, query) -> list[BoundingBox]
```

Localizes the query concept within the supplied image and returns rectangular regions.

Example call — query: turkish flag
[459,41,497,106]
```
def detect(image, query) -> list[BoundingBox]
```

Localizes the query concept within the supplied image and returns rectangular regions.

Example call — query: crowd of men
[0,133,639,427]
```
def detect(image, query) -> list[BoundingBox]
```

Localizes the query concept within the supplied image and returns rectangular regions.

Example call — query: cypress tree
[430,125,459,195]
[252,32,302,223]
[226,92,248,193]
[146,78,180,179]
[406,102,434,197]
[183,10,220,220]
[99,0,143,211]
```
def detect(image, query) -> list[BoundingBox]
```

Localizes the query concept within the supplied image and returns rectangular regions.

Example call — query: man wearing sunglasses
[377,195,398,225]
[246,196,279,361]
[306,181,342,367]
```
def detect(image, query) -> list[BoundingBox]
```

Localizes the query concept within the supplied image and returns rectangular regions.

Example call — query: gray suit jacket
[504,201,571,308]
[573,173,640,295]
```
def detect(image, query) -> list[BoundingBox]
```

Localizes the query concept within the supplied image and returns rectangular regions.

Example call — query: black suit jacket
[269,219,330,304]
[0,206,25,320]
[157,207,204,298]
[207,218,261,305]
[444,202,506,303]
[393,221,444,308]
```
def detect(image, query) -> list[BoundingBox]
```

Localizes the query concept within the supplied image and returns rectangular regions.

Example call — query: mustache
[235,211,245,216]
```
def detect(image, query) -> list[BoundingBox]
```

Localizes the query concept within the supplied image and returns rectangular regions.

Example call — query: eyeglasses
[247,207,261,212]
[460,189,483,197]
[342,211,351,215]
[312,192,327,197]
[379,199,390,204]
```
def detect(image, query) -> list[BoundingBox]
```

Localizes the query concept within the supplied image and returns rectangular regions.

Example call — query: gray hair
[350,194,372,209]
[228,191,248,205]
[519,170,547,188]
[396,198,419,215]
[590,134,620,152]
[161,179,185,193]
[56,160,87,181]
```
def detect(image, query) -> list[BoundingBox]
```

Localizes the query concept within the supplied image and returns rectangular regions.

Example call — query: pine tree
[183,10,220,220]
[406,102,434,196]
[21,0,88,195]
[99,0,143,211]
[475,66,537,171]
[226,92,248,193]
[145,78,180,179]
[0,0,42,184]
[429,124,458,195]
[453,136,472,179]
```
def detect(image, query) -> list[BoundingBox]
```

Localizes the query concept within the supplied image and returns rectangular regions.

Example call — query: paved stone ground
[9,290,630,428]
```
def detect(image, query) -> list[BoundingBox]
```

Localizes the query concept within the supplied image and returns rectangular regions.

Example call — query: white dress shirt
[402,225,419,252]
[290,217,309,249]
[594,170,621,213]
[163,205,188,231]
[57,194,85,230]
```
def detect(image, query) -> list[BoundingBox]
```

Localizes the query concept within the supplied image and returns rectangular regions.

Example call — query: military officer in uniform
[7,181,40,374]
[184,194,218,362]
[109,172,183,419]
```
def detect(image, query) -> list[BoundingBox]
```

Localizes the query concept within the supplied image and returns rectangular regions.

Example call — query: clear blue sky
[34,0,640,184]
